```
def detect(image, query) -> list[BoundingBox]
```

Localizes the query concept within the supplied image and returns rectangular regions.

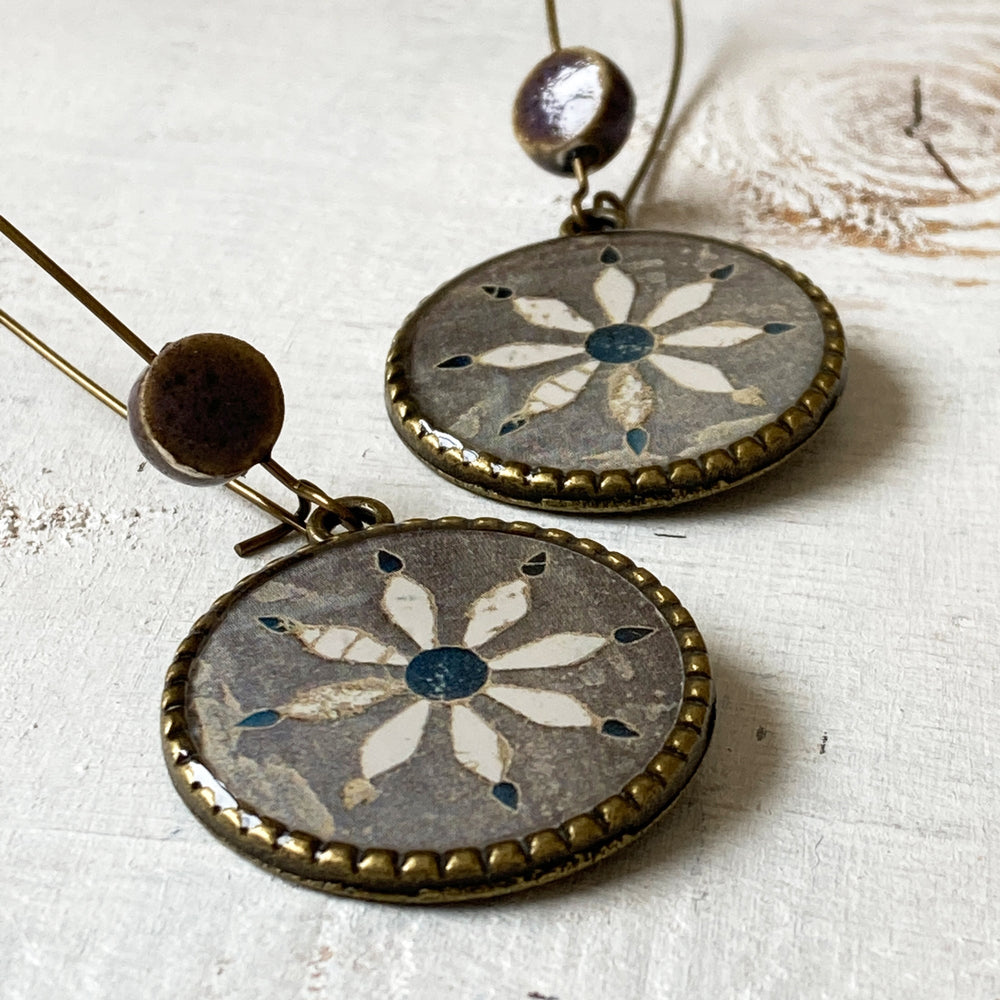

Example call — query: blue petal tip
[492,782,519,809]
[614,626,654,644]
[258,617,288,633]
[377,550,404,573]
[237,709,281,729]
[625,428,649,455]
[602,719,638,738]
[437,355,473,369]
[499,418,525,436]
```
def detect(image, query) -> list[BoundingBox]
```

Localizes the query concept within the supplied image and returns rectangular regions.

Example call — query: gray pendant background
[392,231,825,470]
[186,525,684,854]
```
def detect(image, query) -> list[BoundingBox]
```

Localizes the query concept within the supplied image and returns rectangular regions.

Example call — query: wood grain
[0,1,998,998]
[646,1,1000,256]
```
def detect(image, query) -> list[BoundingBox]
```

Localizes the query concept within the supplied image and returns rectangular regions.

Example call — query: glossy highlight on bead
[513,46,636,175]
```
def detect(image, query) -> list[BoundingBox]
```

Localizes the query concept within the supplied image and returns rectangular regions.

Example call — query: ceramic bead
[512,46,635,175]
[128,333,284,485]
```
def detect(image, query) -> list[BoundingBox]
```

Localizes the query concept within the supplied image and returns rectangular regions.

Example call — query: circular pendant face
[386,231,845,512]
[162,518,714,902]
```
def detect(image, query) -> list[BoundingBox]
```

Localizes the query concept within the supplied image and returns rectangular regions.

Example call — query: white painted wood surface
[1,1,998,996]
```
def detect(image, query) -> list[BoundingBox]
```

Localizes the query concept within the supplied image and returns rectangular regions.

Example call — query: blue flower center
[585,323,654,364]
[405,646,489,701]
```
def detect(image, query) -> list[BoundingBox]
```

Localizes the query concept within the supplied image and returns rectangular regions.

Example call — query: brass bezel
[385,231,846,513]
[161,516,715,903]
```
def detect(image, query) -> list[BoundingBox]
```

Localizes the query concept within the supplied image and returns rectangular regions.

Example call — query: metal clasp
[560,157,630,236]
[233,461,394,557]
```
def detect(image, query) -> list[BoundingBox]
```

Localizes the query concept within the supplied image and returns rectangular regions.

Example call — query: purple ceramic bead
[512,46,636,175]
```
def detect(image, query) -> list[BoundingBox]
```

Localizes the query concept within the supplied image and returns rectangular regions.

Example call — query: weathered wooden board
[1,1,997,997]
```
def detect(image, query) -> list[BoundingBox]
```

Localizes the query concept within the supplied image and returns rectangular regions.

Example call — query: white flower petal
[359,699,430,780]
[489,632,607,672]
[513,297,595,333]
[381,574,438,649]
[450,704,510,783]
[517,359,600,419]
[463,579,530,649]
[279,677,406,722]
[661,322,765,348]
[607,365,655,429]
[593,266,636,324]
[300,625,407,666]
[646,353,736,393]
[487,685,594,727]
[643,279,714,328]
[478,342,586,369]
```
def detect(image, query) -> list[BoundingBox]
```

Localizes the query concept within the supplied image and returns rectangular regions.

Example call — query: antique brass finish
[0,213,156,363]
[561,157,630,236]
[544,0,561,52]
[0,214,387,554]
[386,231,846,513]
[539,0,684,235]
[388,3,847,513]
[162,516,715,903]
[619,0,684,211]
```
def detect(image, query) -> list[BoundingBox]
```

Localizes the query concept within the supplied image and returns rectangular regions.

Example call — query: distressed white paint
[463,578,530,649]
[489,632,607,672]
[478,341,584,369]
[359,700,429,781]
[646,352,738,392]
[280,677,406,722]
[381,574,438,650]
[662,321,767,348]
[643,277,715,327]
[1,1,998,998]
[486,686,595,728]
[607,365,655,428]
[593,265,636,324]
[520,359,600,415]
[730,385,767,407]
[512,296,595,332]
[450,703,510,784]
[300,623,407,666]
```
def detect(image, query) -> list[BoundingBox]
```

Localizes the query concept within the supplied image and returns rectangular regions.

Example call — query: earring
[0,212,714,903]
[386,0,845,512]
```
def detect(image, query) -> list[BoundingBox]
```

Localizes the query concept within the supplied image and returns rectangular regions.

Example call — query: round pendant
[162,518,714,902]
[386,231,845,512]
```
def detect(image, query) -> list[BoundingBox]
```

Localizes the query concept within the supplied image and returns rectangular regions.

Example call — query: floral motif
[437,247,795,456]
[236,549,651,811]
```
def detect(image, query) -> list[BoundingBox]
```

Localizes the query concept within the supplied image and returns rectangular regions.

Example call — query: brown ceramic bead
[128,333,284,486]
[512,46,636,176]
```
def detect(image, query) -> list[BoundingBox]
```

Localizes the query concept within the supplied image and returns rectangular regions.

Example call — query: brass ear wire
[544,0,561,51]
[0,213,157,364]
[547,0,686,234]
[0,215,391,556]
[561,156,631,236]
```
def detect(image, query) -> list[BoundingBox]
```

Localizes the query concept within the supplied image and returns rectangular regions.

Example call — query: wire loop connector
[560,158,630,235]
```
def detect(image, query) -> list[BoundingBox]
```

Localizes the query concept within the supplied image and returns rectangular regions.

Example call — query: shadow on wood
[458,654,788,911]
